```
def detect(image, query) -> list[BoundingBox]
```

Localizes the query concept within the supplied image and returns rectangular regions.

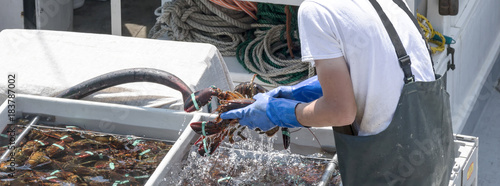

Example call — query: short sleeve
[298,1,344,64]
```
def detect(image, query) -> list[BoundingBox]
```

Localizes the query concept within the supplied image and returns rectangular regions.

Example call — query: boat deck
[462,56,500,186]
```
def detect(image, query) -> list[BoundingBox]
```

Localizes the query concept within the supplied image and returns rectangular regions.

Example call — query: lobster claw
[282,128,290,149]
[189,121,227,136]
[194,135,223,156]
[184,87,216,112]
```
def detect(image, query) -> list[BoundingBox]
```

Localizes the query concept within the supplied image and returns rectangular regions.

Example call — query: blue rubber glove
[220,93,304,131]
[266,76,322,102]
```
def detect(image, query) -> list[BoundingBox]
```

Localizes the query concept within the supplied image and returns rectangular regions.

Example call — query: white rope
[149,0,255,56]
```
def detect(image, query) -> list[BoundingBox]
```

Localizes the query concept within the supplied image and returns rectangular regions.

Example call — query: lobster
[12,139,48,164]
[29,129,75,143]
[46,140,72,158]
[184,75,291,156]
[27,151,51,167]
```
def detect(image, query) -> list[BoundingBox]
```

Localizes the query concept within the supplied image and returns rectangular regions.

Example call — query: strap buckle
[398,55,411,67]
[404,75,415,84]
[399,55,415,83]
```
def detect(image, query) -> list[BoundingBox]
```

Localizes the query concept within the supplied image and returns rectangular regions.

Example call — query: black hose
[55,68,193,103]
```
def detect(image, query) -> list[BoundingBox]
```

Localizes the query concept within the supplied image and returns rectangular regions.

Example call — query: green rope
[236,3,312,86]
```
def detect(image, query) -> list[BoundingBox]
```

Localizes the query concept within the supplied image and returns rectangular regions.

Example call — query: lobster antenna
[290,128,323,149]
[308,128,323,148]
[250,74,257,84]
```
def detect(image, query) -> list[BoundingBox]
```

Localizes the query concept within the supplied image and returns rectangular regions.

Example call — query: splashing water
[162,128,341,185]
[179,114,189,135]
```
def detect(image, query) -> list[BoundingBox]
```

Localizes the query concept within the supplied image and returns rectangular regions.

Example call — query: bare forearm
[296,97,354,127]
[295,57,357,127]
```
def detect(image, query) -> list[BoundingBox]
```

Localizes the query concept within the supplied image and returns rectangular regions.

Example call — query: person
[221,0,455,185]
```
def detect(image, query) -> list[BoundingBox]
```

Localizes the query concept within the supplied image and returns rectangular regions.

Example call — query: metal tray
[0,94,212,185]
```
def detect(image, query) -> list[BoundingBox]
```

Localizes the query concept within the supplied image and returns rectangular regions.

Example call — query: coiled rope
[417,13,446,53]
[210,0,258,20]
[148,0,256,56]
[149,1,312,85]
[236,4,314,86]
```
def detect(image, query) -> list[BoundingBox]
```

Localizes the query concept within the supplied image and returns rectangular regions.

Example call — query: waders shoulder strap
[392,0,436,74]
[369,0,415,84]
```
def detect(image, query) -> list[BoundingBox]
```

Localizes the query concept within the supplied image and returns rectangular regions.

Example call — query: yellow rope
[417,13,446,53]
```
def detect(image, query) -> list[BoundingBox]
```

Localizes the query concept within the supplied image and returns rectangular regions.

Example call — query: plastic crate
[449,134,479,186]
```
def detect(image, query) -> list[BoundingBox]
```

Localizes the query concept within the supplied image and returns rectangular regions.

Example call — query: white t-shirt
[298,0,435,136]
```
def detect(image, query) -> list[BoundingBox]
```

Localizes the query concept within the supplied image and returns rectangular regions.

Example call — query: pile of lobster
[184,75,290,156]
[0,121,172,185]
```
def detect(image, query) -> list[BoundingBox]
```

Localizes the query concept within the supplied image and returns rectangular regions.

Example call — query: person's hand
[266,76,322,102]
[220,93,305,131]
